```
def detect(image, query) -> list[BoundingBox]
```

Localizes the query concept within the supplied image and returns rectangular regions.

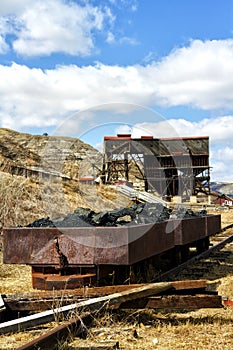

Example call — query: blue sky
[0,0,233,181]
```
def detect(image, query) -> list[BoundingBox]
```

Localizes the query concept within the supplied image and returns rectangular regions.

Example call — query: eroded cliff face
[0,128,126,229]
[0,127,95,175]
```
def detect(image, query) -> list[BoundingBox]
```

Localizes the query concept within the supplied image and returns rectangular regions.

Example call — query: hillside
[0,127,95,175]
[0,128,127,229]
[210,182,233,198]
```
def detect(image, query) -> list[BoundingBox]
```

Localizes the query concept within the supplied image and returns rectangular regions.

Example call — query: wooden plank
[120,294,223,309]
[0,281,172,335]
[6,279,206,299]
[4,280,207,311]
[170,280,207,290]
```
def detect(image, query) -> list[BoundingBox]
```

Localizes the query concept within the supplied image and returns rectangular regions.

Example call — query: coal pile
[25,203,207,228]
[25,217,56,228]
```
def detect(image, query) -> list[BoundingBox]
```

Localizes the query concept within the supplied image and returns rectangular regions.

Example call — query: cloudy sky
[0,0,233,182]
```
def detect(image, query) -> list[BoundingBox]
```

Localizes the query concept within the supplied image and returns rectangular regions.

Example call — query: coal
[26,217,55,227]
[92,210,109,226]
[25,202,207,228]
[73,207,95,220]
[53,213,92,227]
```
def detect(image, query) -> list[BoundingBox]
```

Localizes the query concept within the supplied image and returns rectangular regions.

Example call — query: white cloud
[0,0,111,56]
[215,146,233,161]
[118,36,138,45]
[106,31,115,44]
[134,116,233,145]
[1,37,233,130]
[154,39,233,110]
[0,0,140,56]
[0,0,32,15]
[210,146,233,182]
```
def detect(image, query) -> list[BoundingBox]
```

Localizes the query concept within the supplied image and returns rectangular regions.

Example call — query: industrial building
[102,134,210,201]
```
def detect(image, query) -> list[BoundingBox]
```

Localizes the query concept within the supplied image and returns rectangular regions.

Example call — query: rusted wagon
[2,215,221,289]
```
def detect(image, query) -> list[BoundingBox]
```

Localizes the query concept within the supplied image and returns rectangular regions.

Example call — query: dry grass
[1,308,233,349]
[0,323,59,350]
[0,172,123,229]
[0,251,34,294]
[69,308,233,350]
[208,207,233,228]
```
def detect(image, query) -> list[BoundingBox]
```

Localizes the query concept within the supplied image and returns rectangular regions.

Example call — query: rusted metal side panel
[2,227,96,265]
[205,215,221,236]
[53,228,96,265]
[128,222,174,265]
[94,226,129,265]
[3,228,61,264]
[173,217,206,246]
[2,227,129,266]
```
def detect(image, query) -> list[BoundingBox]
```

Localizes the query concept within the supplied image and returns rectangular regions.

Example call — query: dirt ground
[0,208,232,349]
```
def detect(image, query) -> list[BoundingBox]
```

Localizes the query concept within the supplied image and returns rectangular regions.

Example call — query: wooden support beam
[3,280,207,312]
[0,281,172,335]
[170,280,207,290]
[120,294,223,309]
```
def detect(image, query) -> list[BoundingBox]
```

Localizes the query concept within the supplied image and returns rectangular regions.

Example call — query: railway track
[152,223,233,283]
[0,279,225,350]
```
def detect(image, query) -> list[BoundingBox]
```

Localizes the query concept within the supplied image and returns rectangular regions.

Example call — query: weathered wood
[3,280,207,311]
[120,294,223,309]
[0,281,172,334]
[170,280,207,290]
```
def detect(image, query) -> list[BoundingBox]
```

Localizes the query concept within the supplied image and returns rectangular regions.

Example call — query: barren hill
[0,128,127,230]
[0,127,94,174]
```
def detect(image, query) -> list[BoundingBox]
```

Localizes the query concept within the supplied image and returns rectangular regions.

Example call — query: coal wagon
[2,214,221,290]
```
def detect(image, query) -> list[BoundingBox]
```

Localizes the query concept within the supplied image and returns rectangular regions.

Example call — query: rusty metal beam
[16,312,92,350]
